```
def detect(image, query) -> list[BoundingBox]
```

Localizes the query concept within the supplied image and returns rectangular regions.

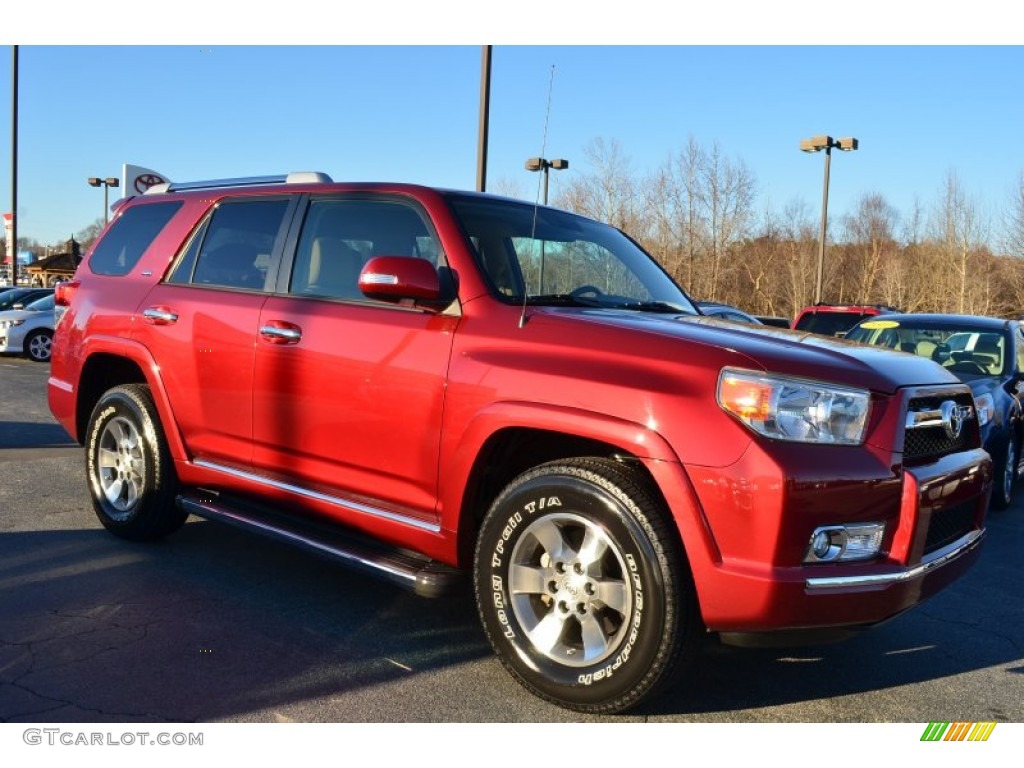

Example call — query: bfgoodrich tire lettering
[474,457,699,713]
[86,384,186,541]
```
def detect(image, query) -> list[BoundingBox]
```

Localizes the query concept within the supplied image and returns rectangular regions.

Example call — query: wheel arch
[447,403,695,570]
[74,341,187,461]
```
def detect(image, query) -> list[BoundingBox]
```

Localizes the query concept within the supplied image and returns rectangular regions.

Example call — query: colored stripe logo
[921,722,997,741]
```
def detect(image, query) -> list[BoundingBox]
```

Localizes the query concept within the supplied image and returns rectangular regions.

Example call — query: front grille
[903,393,977,464]
[904,427,968,461]
[924,500,976,555]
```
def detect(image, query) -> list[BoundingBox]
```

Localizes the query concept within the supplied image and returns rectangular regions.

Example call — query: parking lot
[1,355,1023,723]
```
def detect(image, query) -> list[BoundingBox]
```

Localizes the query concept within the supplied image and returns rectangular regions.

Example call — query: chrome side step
[176,492,465,598]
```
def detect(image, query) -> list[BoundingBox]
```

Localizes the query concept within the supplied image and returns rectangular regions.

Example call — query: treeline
[548,137,1024,322]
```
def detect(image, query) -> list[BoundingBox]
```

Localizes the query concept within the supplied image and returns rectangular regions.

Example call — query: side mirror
[358,256,442,307]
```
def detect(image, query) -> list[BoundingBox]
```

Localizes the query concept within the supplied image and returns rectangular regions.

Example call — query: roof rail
[144,171,333,195]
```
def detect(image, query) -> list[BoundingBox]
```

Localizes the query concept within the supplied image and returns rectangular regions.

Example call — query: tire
[473,457,700,713]
[991,435,1017,510]
[85,384,186,540]
[24,328,53,362]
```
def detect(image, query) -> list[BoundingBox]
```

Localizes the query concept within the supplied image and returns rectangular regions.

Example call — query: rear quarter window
[89,201,183,276]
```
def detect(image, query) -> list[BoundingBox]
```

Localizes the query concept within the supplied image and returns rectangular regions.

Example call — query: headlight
[0,319,24,329]
[974,392,995,428]
[717,368,871,444]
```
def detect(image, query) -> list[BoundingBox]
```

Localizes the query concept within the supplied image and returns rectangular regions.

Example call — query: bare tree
[928,171,989,314]
[1004,171,1024,258]
[555,137,644,236]
[76,219,107,251]
[646,137,705,289]
[841,193,899,304]
[701,142,756,300]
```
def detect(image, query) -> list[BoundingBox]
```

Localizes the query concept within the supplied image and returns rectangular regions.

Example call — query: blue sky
[1,11,1022,248]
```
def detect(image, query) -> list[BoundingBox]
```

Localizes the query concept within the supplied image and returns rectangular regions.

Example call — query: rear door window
[167,198,290,290]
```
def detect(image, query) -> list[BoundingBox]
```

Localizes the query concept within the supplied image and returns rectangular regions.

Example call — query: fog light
[805,523,885,563]
[811,529,840,561]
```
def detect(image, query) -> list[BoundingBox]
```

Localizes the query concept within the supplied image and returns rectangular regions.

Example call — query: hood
[0,307,38,322]
[538,308,963,395]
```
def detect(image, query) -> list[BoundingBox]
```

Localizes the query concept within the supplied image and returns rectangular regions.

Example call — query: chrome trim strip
[192,459,441,533]
[48,377,74,393]
[805,529,983,590]
[182,498,417,586]
[905,408,945,430]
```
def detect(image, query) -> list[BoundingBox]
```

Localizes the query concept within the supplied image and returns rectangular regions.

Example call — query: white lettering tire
[474,458,700,713]
[85,384,186,541]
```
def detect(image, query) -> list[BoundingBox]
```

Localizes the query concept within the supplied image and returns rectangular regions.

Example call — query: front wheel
[991,435,1018,510]
[85,384,186,540]
[474,458,700,713]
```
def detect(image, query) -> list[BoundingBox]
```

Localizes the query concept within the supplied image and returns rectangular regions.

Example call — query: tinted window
[89,202,183,276]
[795,312,871,336]
[289,198,439,301]
[0,288,51,311]
[181,199,289,290]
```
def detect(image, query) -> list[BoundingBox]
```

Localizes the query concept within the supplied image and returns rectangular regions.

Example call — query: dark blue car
[847,313,1024,509]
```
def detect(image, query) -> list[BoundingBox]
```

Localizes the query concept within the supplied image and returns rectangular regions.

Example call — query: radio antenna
[520,64,556,329]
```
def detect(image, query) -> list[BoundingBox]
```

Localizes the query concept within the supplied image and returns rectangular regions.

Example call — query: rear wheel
[24,328,52,362]
[474,457,700,713]
[85,384,186,540]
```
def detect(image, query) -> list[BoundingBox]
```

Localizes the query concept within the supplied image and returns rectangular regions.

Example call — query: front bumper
[649,440,990,635]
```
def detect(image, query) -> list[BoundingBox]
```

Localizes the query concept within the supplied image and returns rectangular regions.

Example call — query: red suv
[793,303,897,337]
[49,173,990,713]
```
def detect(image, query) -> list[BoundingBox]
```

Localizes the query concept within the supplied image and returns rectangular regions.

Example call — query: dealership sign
[122,164,170,196]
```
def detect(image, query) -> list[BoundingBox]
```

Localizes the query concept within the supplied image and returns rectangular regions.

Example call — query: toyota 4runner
[49,173,990,713]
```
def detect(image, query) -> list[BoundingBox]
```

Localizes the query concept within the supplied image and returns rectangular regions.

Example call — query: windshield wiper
[525,293,608,308]
[612,300,693,314]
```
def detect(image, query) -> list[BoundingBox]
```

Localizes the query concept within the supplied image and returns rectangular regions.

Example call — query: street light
[87,176,120,225]
[800,135,858,305]
[525,157,569,205]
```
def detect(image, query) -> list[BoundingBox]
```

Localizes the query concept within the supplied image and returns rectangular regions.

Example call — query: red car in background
[793,303,898,336]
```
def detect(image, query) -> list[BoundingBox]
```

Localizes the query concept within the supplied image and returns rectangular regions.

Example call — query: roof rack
[144,171,333,195]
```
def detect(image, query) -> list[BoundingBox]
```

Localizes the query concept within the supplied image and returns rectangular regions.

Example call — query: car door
[251,195,458,528]
[134,196,293,467]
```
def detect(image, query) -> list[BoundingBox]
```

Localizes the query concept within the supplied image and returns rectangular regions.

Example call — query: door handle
[142,307,178,325]
[259,322,302,344]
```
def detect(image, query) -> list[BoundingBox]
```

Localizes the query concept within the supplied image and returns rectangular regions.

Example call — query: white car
[0,293,55,362]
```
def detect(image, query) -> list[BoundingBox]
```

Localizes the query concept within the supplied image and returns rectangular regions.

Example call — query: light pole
[87,177,120,225]
[800,135,858,305]
[525,157,568,204]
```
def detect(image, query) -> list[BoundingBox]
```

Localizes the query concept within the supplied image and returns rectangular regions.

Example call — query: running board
[176,492,466,598]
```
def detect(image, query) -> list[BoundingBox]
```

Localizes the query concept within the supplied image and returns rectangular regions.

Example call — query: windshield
[26,294,55,311]
[846,319,1007,377]
[447,195,696,313]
